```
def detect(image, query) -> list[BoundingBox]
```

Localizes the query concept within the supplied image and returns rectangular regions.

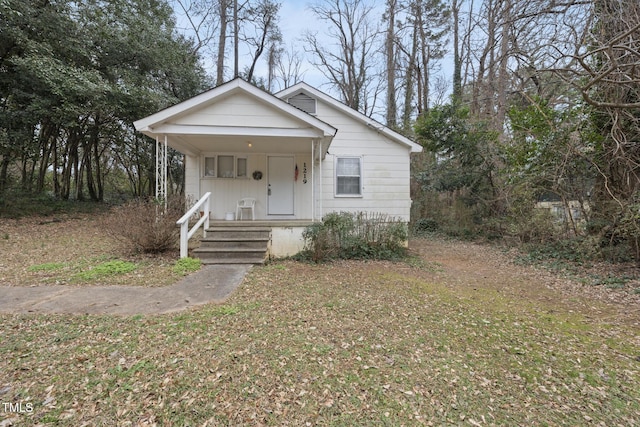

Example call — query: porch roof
[133,79,337,156]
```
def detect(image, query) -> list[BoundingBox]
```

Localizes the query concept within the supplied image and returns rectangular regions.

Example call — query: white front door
[268,156,294,215]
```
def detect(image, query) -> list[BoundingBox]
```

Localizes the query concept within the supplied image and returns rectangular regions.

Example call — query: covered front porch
[133,79,337,223]
[187,146,322,222]
[133,79,338,260]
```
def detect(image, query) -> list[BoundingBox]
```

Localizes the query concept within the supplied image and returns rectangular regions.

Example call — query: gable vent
[288,93,316,114]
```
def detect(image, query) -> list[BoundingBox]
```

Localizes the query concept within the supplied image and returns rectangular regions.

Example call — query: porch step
[191,226,271,265]
[205,227,271,240]
[199,237,270,250]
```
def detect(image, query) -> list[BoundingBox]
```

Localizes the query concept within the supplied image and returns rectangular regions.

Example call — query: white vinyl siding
[173,91,314,132]
[315,98,413,220]
[335,157,362,196]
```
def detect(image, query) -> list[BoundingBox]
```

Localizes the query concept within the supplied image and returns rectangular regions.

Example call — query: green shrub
[297,211,408,262]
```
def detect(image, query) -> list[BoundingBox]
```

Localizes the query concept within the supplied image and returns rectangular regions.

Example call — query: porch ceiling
[167,133,323,156]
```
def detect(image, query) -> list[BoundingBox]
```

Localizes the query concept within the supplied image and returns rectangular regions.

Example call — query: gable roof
[134,78,337,139]
[276,83,423,153]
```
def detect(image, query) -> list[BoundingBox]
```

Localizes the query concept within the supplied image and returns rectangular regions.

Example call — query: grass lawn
[1,252,639,426]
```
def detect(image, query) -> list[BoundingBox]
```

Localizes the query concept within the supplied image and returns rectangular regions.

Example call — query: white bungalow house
[134,78,422,261]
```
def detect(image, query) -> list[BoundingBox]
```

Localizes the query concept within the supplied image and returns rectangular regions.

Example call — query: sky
[255,0,334,90]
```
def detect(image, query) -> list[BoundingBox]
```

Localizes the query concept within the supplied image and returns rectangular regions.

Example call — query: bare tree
[266,41,281,91]
[303,0,382,114]
[171,0,220,58]
[274,43,306,90]
[240,0,282,83]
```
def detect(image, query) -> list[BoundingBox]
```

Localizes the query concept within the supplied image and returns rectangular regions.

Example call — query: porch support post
[311,139,315,221]
[155,135,168,207]
[316,139,322,220]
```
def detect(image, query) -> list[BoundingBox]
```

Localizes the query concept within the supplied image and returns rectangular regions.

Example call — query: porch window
[217,155,234,178]
[336,157,362,196]
[203,155,249,178]
[204,157,216,177]
[236,157,247,178]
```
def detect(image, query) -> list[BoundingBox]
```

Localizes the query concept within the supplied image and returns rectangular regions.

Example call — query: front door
[268,156,294,215]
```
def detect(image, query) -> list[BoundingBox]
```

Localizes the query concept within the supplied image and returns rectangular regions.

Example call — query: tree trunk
[234,0,239,78]
[385,0,398,128]
[417,6,430,114]
[52,138,60,198]
[452,0,462,101]
[216,0,228,85]
[401,16,418,131]
[495,0,511,134]
[61,134,79,201]
[93,138,103,201]
[0,158,9,193]
[36,120,57,193]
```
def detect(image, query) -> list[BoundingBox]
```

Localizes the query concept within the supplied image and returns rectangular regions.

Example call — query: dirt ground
[408,238,640,329]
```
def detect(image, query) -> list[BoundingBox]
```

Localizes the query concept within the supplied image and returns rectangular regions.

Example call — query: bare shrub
[102,196,185,254]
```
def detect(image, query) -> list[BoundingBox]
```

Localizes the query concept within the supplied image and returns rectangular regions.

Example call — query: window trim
[203,154,249,179]
[335,156,363,197]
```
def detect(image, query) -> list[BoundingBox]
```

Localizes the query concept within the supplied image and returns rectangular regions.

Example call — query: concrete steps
[192,226,271,265]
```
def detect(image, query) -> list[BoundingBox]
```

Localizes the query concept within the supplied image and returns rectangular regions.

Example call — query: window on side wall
[335,157,362,196]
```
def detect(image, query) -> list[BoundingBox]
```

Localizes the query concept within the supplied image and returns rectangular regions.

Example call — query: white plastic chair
[235,198,256,220]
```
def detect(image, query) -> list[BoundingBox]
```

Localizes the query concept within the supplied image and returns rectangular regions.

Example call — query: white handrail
[176,192,211,258]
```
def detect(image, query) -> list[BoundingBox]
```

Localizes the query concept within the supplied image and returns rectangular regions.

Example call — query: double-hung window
[336,157,362,196]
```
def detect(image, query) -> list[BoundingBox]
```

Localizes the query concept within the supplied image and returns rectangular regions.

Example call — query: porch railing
[176,192,211,258]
